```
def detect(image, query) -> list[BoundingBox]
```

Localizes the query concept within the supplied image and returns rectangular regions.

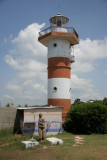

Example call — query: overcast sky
[0,0,107,107]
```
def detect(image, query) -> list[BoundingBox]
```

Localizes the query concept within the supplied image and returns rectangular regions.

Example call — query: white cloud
[5,79,47,105]
[72,38,107,73]
[3,95,14,101]
[33,83,47,94]
[72,61,94,73]
[3,23,107,106]
[71,74,102,102]
[19,71,36,78]
[6,83,20,91]
[23,80,32,86]
[11,23,46,61]
[5,55,20,69]
[5,23,47,81]
[105,70,107,74]
[4,23,48,106]
[5,55,46,72]
[19,81,47,101]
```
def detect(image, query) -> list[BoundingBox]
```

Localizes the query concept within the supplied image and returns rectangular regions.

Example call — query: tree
[6,103,9,107]
[24,104,29,107]
[73,98,82,105]
[103,97,107,105]
[17,104,22,107]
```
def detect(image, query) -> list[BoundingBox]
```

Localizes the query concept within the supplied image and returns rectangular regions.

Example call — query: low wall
[0,107,17,130]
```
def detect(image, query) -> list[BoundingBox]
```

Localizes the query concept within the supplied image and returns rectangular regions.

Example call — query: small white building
[17,106,63,135]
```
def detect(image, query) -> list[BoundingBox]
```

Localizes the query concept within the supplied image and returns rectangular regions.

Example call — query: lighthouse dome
[50,13,69,27]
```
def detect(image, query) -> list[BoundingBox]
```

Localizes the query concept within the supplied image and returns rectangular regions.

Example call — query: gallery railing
[39,26,78,39]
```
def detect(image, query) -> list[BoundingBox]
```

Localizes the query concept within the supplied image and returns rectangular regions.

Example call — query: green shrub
[63,103,107,134]
[0,128,13,137]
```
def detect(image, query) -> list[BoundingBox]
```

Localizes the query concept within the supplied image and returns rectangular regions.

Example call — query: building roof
[17,106,63,110]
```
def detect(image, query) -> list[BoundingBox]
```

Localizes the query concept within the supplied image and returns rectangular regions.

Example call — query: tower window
[57,20,61,27]
[53,43,57,47]
[53,87,57,92]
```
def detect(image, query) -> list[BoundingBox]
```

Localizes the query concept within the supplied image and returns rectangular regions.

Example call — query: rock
[47,137,63,145]
[22,140,39,149]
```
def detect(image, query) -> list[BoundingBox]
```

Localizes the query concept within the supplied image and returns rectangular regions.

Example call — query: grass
[0,129,107,160]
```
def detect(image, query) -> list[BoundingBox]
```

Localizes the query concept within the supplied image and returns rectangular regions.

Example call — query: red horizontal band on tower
[48,99,71,121]
[48,67,71,78]
[48,57,71,79]
[48,57,71,67]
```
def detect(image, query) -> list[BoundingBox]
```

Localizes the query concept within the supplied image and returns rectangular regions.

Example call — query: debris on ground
[43,145,48,149]
[73,136,85,146]
[22,137,39,149]
[47,137,63,145]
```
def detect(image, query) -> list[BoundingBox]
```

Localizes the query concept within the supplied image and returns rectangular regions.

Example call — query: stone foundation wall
[0,107,17,130]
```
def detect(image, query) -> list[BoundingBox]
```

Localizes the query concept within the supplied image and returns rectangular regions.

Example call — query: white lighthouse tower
[38,13,79,121]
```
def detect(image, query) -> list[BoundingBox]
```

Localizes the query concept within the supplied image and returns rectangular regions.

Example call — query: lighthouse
[38,13,79,121]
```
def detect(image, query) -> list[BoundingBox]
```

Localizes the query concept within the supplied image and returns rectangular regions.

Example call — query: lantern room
[50,13,69,27]
[38,13,79,47]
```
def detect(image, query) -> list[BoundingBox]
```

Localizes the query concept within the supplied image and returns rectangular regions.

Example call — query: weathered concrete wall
[21,107,63,135]
[0,106,63,136]
[0,107,17,130]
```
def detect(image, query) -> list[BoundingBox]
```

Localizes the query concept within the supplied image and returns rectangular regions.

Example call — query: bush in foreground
[63,103,107,134]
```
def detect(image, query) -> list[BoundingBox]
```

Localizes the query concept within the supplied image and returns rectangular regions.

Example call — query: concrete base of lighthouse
[48,99,71,121]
